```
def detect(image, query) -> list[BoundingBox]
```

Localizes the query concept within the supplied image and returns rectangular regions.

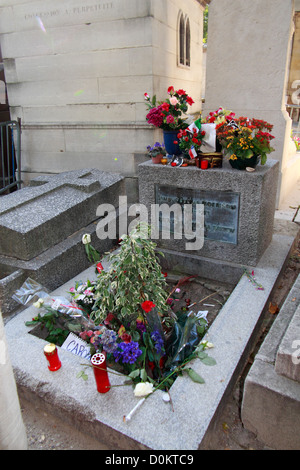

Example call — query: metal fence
[0,118,21,195]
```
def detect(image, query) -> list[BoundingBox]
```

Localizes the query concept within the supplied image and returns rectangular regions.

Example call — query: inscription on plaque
[155,185,239,244]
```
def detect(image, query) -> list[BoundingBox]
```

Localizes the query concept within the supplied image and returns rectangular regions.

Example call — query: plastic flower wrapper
[14,277,96,331]
[12,277,49,307]
[163,310,208,373]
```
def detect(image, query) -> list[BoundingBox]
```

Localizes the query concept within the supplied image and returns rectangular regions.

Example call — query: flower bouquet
[216,116,275,168]
[176,121,206,159]
[145,86,195,155]
[144,86,194,131]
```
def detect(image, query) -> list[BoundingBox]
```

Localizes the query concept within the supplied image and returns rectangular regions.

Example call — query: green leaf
[200,356,217,366]
[184,367,205,384]
[77,370,88,381]
[140,369,147,381]
[128,369,140,379]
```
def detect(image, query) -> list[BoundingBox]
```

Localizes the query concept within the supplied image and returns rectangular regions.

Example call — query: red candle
[44,343,62,371]
[201,160,209,169]
[91,352,111,393]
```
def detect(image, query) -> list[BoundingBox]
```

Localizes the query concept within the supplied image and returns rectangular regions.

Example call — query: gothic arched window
[178,12,191,67]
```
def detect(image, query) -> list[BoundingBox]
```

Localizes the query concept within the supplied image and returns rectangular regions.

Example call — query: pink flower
[170,97,178,106]
[166,115,175,124]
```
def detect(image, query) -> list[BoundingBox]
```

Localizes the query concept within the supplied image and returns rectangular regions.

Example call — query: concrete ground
[18,181,300,451]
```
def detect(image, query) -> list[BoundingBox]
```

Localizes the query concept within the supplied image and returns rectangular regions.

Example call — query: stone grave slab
[0,168,124,261]
[275,288,300,382]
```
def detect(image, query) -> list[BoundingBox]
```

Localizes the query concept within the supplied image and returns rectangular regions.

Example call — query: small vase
[229,154,259,170]
[151,154,163,164]
[91,352,111,393]
[163,130,181,155]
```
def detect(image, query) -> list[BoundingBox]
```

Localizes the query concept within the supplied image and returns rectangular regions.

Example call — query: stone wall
[202,0,300,207]
[0,0,204,181]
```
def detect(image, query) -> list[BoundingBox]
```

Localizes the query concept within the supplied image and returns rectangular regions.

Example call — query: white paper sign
[200,123,216,153]
[61,332,91,361]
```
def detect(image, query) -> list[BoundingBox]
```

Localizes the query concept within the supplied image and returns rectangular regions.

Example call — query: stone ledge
[241,273,300,449]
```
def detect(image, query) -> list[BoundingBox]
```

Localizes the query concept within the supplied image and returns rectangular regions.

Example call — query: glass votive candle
[44,343,62,371]
[91,352,111,393]
[201,160,209,169]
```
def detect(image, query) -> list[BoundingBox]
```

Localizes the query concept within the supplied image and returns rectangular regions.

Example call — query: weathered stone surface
[242,274,300,450]
[138,159,279,266]
[0,169,125,260]
[275,278,300,382]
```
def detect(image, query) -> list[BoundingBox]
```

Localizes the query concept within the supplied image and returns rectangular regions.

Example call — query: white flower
[201,340,214,349]
[82,233,91,245]
[33,298,44,309]
[134,382,154,397]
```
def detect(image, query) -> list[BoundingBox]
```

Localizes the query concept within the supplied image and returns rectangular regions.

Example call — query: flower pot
[163,130,181,155]
[229,154,259,170]
[151,154,163,164]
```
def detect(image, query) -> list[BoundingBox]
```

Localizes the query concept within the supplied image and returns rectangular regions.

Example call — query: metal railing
[0,118,21,195]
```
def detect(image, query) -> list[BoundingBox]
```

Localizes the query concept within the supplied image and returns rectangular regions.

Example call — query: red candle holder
[91,352,111,393]
[200,160,209,170]
[44,343,62,371]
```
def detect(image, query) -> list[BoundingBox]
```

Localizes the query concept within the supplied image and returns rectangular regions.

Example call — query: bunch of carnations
[144,86,194,131]
[176,126,206,158]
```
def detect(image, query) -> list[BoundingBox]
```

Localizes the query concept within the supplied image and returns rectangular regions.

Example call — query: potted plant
[147,142,166,164]
[144,86,195,155]
[216,116,275,169]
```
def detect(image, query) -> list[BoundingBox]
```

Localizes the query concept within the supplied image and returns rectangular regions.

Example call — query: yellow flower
[230,154,237,160]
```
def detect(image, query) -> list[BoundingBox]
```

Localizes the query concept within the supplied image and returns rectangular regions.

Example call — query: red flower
[168,86,175,94]
[121,332,132,344]
[141,300,156,312]
[176,88,186,96]
[161,102,170,112]
[104,312,114,325]
[186,96,194,106]
[96,262,104,273]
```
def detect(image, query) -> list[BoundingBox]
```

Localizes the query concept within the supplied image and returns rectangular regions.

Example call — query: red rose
[168,86,174,94]
[141,300,156,312]
[186,96,194,106]
[121,332,132,344]
[176,88,186,96]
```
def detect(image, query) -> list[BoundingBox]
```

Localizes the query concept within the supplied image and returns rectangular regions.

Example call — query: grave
[0,168,125,318]
[4,229,296,450]
[3,159,299,449]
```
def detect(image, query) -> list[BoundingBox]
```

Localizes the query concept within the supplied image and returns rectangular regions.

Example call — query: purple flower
[151,329,164,354]
[113,341,142,365]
